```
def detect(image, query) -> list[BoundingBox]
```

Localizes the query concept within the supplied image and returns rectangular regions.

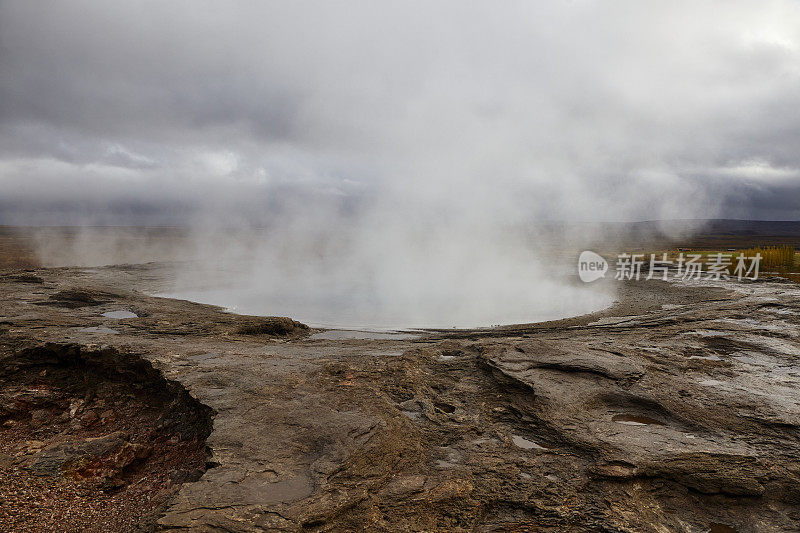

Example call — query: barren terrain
[1,223,799,532]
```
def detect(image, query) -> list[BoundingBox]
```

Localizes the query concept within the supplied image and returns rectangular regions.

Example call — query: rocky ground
[0,263,798,532]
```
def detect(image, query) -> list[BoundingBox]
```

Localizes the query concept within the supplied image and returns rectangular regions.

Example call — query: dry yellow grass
[739,245,796,271]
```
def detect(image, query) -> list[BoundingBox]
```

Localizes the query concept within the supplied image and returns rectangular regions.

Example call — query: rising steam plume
[3,1,800,326]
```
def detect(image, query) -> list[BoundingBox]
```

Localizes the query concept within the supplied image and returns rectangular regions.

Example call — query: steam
[4,1,800,326]
[173,225,612,329]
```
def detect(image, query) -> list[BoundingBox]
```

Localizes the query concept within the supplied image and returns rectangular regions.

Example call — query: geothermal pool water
[160,282,613,330]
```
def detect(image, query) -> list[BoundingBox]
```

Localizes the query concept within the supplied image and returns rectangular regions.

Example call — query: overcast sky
[2,0,800,225]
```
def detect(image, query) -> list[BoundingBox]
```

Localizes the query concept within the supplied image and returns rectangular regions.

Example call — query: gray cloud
[2,1,800,225]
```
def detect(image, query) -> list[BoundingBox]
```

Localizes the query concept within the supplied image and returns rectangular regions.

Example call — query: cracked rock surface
[1,264,799,532]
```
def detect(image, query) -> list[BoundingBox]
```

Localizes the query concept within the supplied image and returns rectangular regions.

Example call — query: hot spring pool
[158,283,613,330]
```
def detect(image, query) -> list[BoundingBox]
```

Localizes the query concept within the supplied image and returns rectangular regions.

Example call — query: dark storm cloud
[706,176,800,220]
[1,0,800,224]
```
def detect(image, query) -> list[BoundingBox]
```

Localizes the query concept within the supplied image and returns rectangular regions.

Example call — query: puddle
[308,330,421,340]
[78,326,119,335]
[511,435,550,450]
[708,523,738,533]
[101,310,138,319]
[612,414,664,426]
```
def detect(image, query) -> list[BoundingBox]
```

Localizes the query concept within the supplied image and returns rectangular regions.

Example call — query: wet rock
[482,339,645,384]
[234,316,309,336]
[44,289,113,308]
[642,453,766,496]
[4,261,800,532]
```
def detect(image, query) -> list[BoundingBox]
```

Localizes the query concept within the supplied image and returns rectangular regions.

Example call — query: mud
[1,263,799,532]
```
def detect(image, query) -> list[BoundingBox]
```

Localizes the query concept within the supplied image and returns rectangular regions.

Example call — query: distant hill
[619,219,800,249]
[533,219,800,252]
